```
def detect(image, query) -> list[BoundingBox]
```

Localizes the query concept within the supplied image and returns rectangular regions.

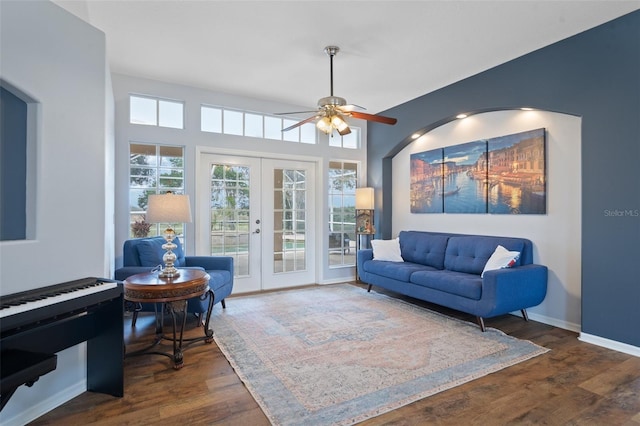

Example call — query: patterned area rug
[212,284,548,425]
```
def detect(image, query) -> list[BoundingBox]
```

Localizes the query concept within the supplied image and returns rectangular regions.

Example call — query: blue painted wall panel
[367,11,640,346]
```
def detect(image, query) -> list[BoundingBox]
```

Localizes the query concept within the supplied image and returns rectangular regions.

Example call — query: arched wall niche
[389,109,582,330]
[385,106,581,160]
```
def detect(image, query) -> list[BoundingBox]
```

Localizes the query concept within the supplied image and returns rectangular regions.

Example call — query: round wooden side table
[123,269,213,369]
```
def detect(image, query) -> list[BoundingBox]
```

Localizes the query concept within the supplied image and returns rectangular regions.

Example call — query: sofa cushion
[363,260,437,282]
[398,231,448,269]
[444,236,525,275]
[481,245,520,277]
[371,238,403,262]
[410,270,483,300]
[137,237,186,267]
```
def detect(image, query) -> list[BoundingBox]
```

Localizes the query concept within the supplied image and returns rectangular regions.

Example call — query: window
[200,105,317,144]
[328,161,357,267]
[201,106,222,133]
[223,109,243,135]
[130,95,184,129]
[244,113,263,138]
[329,126,360,149]
[129,143,185,238]
[264,116,283,139]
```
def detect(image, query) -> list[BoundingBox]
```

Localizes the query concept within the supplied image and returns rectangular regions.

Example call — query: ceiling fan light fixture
[331,114,351,136]
[317,116,332,134]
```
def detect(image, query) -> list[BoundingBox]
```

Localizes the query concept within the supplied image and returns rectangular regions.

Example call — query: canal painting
[410,148,444,213]
[410,128,546,214]
[488,128,546,214]
[443,140,488,213]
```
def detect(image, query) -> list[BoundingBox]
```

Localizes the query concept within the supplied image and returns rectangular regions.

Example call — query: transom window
[130,95,184,129]
[328,127,360,149]
[201,105,317,144]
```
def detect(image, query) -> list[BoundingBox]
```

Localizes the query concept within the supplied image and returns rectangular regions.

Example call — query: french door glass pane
[209,164,250,276]
[273,168,306,273]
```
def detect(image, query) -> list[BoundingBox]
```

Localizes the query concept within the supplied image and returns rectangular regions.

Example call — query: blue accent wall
[367,11,640,346]
[0,86,27,241]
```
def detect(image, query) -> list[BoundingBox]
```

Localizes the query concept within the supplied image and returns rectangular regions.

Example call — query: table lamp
[146,192,192,278]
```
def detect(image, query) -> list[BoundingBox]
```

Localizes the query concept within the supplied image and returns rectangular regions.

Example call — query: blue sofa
[357,230,547,331]
[115,237,234,324]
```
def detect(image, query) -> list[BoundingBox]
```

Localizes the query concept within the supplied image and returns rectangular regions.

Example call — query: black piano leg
[87,294,124,397]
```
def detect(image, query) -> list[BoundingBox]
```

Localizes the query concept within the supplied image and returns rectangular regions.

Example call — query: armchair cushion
[137,237,186,267]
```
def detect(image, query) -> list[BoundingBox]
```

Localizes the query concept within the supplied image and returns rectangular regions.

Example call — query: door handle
[253,229,261,234]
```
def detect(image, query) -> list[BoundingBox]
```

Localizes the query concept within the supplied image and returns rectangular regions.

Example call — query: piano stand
[0,350,58,411]
[0,278,124,412]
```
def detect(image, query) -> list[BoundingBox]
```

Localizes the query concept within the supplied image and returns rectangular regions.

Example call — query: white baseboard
[1,380,86,426]
[320,277,356,285]
[524,311,581,333]
[578,332,640,358]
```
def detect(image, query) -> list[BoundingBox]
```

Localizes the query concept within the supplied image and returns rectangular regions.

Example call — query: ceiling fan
[279,46,397,136]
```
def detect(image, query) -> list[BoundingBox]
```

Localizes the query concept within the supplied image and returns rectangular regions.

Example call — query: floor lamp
[355,187,375,282]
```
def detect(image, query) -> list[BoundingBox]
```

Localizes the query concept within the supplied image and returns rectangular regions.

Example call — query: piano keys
[0,277,124,411]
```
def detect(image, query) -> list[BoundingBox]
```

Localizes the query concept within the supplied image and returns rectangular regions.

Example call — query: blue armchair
[114,236,234,325]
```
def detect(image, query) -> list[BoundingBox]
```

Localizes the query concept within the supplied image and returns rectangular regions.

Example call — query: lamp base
[158,266,180,279]
[159,228,180,279]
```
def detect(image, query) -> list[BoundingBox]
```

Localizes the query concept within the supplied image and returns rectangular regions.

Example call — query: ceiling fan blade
[281,114,318,132]
[274,110,319,116]
[338,104,366,112]
[350,111,398,125]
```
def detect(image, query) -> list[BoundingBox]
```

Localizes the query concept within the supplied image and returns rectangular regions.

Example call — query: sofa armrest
[479,264,548,317]
[357,249,374,273]
[185,256,234,273]
[114,266,155,281]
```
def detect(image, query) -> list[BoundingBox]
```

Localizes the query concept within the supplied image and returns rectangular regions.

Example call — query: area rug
[212,284,548,425]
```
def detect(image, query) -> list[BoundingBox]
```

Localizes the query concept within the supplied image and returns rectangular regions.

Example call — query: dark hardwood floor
[30,283,640,425]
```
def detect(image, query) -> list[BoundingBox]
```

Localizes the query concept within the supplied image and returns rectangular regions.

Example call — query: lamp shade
[355,187,374,210]
[146,193,192,223]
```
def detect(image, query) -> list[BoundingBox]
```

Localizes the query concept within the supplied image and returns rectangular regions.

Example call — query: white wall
[0,1,111,424]
[392,110,581,331]
[111,73,368,285]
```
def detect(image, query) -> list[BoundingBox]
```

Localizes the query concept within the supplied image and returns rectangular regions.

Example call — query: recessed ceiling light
[456,114,468,119]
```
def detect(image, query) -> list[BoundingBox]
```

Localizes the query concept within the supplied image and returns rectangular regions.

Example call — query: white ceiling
[53,0,639,114]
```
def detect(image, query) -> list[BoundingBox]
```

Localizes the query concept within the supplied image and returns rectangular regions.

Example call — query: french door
[196,154,316,293]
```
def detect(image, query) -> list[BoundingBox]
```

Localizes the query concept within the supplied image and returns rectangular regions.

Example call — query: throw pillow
[371,238,404,262]
[481,245,520,277]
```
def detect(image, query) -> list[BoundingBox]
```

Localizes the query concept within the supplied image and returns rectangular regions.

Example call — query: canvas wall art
[410,148,444,213]
[443,140,488,214]
[410,128,546,214]
[487,128,546,214]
